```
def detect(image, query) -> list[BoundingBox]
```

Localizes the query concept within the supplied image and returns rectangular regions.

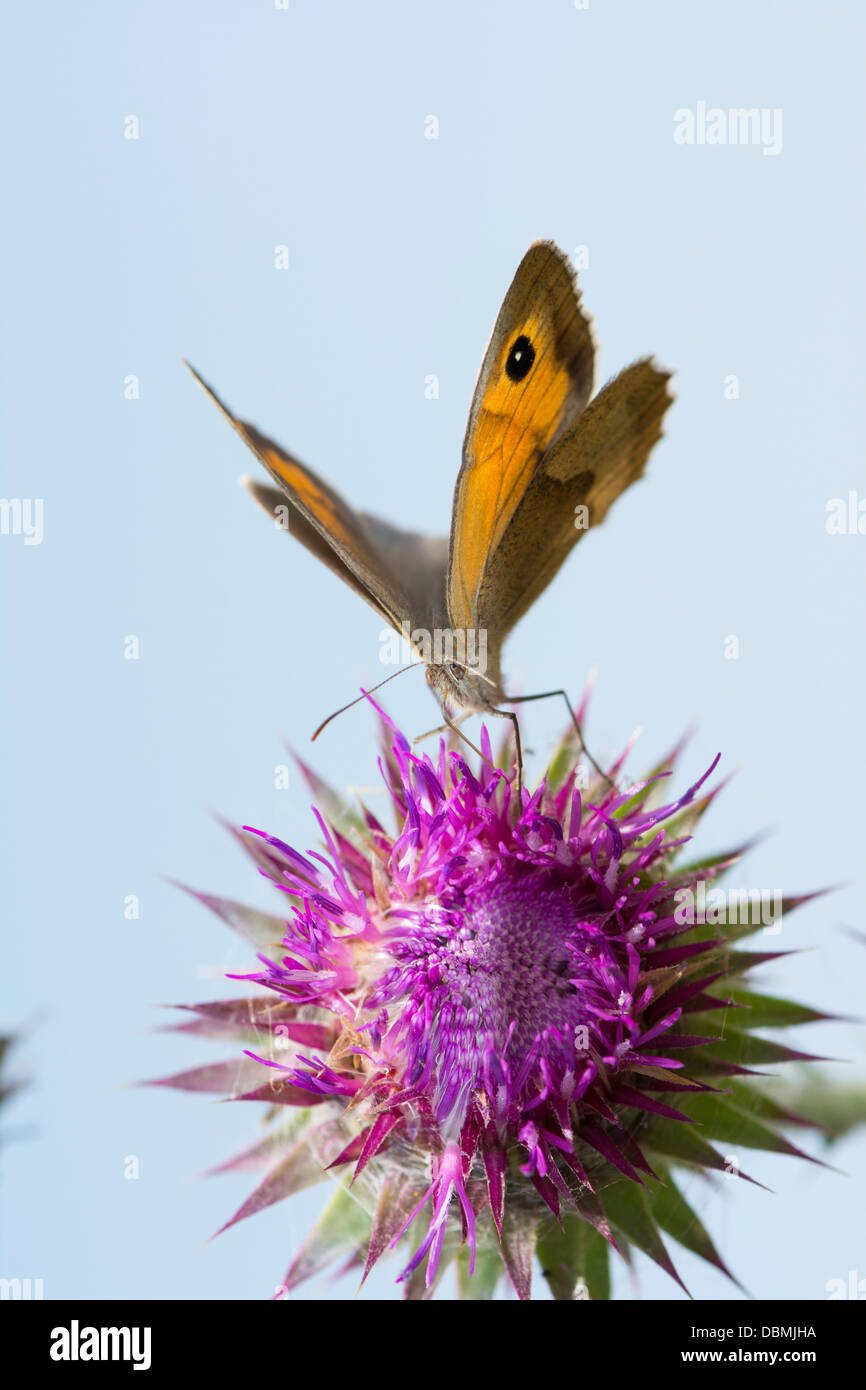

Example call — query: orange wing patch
[185,361,410,629]
[450,313,572,624]
[249,439,359,556]
[186,361,376,573]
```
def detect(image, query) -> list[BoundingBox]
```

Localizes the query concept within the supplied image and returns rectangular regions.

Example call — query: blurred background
[1,0,864,1300]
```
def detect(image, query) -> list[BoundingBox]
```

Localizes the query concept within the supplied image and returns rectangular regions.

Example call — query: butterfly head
[425,659,502,718]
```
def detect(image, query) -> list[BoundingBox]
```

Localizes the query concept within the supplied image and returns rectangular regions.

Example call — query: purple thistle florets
[155,699,833,1299]
[230,708,725,1287]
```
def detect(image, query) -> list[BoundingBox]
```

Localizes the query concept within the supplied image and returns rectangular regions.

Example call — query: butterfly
[187,241,672,780]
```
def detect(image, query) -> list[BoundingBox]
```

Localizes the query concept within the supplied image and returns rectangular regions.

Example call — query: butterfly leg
[503,688,613,789]
[487,706,524,798]
[411,713,469,749]
[413,715,501,780]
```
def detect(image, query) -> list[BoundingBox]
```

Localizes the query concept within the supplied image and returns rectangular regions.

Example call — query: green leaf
[671,891,827,948]
[706,1027,823,1068]
[281,1180,373,1294]
[721,1079,816,1130]
[204,1109,315,1176]
[172,882,289,953]
[291,753,368,842]
[362,1170,421,1284]
[669,842,753,881]
[161,999,332,1049]
[144,1055,270,1095]
[602,1180,689,1294]
[721,989,830,1028]
[641,1117,764,1186]
[722,948,799,976]
[612,765,678,822]
[679,1093,822,1164]
[576,1216,612,1300]
[456,1245,503,1300]
[650,791,726,856]
[646,1166,740,1286]
[499,1204,537,1301]
[546,730,581,794]
[537,1214,581,1301]
[758,1072,866,1144]
[213,1115,352,1236]
[538,1212,611,1300]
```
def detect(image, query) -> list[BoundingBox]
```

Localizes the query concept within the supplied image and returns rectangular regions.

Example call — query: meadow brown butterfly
[187,241,672,779]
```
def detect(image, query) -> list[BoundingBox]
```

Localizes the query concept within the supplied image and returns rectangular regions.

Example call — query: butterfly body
[188,241,672,757]
[424,658,504,720]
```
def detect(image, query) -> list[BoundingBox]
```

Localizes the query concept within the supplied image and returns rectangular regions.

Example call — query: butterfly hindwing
[470,357,673,640]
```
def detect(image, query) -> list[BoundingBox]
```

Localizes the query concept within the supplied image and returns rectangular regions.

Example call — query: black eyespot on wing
[505,334,535,383]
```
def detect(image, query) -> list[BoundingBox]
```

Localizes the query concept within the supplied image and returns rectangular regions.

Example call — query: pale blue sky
[2,0,865,1300]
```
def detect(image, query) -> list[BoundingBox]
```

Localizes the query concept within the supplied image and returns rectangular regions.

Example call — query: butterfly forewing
[186,362,447,635]
[471,357,674,640]
[448,241,596,637]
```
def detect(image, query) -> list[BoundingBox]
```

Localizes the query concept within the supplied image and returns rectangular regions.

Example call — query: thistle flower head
[156,701,833,1299]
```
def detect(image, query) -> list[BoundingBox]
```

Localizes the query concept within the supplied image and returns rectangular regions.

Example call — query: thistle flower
[154,702,836,1300]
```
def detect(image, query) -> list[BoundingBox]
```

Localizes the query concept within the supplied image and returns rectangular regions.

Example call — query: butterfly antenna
[504,688,614,790]
[311,663,425,742]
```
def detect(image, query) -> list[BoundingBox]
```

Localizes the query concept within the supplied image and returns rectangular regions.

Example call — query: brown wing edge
[242,479,395,621]
[460,240,597,457]
[186,361,448,634]
[449,241,598,633]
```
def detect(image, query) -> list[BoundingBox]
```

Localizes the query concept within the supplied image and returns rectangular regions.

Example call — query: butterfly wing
[469,357,673,641]
[355,511,449,632]
[447,241,596,666]
[187,363,447,635]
